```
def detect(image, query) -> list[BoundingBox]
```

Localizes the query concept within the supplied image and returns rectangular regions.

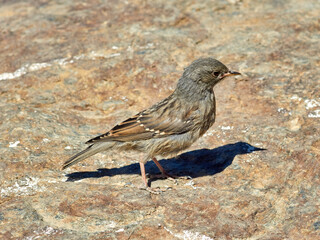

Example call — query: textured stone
[0,0,319,239]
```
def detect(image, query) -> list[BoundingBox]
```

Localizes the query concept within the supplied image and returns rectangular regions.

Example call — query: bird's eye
[213,72,220,77]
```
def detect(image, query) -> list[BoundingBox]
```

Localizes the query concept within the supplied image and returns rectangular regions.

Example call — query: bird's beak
[221,70,241,79]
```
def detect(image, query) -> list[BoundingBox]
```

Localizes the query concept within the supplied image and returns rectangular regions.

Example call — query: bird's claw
[147,173,177,184]
[147,173,193,185]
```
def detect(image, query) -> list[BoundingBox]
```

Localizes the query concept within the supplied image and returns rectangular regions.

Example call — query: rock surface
[1,0,320,239]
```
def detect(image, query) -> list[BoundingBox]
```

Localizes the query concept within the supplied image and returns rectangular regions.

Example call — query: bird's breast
[198,92,216,136]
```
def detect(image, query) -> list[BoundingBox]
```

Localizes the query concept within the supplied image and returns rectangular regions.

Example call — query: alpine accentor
[62,57,240,193]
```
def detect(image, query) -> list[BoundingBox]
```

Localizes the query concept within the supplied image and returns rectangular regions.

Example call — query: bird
[62,57,241,193]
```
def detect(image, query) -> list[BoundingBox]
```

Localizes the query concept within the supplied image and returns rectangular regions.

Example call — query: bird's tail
[62,143,112,170]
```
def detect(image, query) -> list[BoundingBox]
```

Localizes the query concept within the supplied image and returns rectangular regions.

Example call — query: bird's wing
[86,100,198,143]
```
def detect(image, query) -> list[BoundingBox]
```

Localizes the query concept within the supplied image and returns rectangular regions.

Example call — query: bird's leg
[152,157,176,180]
[151,157,192,182]
[139,162,148,188]
[139,162,167,194]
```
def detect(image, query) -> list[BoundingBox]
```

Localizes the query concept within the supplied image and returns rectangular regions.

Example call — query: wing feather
[86,96,198,144]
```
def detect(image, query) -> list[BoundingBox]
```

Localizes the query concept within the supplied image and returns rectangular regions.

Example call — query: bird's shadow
[65,142,265,182]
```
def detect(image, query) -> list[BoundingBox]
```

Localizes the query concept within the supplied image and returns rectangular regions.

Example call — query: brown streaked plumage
[62,57,240,193]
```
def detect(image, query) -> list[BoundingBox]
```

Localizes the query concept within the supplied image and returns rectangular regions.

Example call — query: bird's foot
[147,173,177,184]
[147,173,192,185]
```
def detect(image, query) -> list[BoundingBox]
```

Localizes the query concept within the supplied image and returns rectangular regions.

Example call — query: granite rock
[0,0,319,239]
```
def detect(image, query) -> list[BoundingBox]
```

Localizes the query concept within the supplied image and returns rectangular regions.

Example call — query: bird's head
[182,58,241,87]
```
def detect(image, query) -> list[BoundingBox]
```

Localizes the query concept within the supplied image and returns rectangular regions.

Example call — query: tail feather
[62,143,110,170]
